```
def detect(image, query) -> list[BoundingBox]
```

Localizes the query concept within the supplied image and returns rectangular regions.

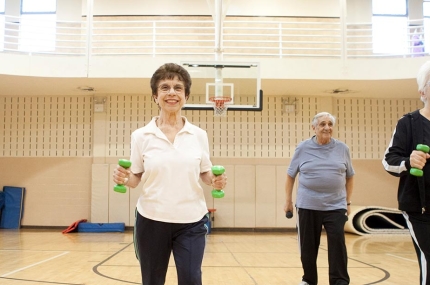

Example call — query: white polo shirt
[130,116,212,223]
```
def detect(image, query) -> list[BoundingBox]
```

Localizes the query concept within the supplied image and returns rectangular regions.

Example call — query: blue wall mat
[0,186,25,229]
[77,222,125,233]
[0,191,4,223]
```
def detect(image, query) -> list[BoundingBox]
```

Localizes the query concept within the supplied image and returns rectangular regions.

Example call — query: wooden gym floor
[0,229,416,285]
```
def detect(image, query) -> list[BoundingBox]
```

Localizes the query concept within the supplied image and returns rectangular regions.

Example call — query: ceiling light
[78,86,95,92]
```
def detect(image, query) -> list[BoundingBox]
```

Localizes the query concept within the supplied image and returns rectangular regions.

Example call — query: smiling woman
[111,62,228,285]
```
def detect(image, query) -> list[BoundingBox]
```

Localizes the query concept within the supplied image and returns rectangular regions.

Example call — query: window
[424,1,430,52]
[425,1,430,15]
[372,0,408,54]
[21,0,56,14]
[19,0,56,52]
[372,0,407,15]
[0,0,4,51]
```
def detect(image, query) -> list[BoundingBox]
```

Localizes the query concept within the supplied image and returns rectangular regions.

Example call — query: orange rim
[209,97,232,107]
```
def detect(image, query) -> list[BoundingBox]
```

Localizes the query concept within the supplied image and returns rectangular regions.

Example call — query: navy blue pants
[403,211,430,285]
[297,208,349,285]
[134,211,208,285]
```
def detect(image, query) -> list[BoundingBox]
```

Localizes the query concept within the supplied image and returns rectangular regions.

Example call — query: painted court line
[1,251,70,277]
[386,253,417,263]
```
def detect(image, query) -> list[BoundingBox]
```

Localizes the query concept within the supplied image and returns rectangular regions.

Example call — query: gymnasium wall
[0,94,421,227]
[0,0,426,227]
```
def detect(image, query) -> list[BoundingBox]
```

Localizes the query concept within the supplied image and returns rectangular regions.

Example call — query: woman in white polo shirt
[113,63,227,285]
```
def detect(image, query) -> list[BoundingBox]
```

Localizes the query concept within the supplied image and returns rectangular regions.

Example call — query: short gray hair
[311,112,336,127]
[417,60,430,94]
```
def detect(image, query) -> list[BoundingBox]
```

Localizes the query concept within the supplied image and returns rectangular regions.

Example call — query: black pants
[134,211,208,285]
[297,208,349,285]
[403,211,430,285]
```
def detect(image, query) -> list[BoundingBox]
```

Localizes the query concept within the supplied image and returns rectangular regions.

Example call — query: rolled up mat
[344,205,409,235]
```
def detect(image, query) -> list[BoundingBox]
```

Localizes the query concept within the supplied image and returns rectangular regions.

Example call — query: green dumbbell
[114,159,132,193]
[410,144,430,177]
[211,165,225,198]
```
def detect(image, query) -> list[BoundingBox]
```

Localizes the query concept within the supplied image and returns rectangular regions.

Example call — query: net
[209,97,232,117]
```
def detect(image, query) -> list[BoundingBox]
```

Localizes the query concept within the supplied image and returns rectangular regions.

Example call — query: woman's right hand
[113,164,130,185]
[410,150,430,169]
[284,200,293,215]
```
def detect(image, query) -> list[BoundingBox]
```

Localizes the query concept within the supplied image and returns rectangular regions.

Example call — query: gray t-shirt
[287,136,355,211]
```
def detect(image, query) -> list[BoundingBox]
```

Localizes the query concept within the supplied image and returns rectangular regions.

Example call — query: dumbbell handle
[211,165,225,198]
[410,144,430,177]
[114,159,132,193]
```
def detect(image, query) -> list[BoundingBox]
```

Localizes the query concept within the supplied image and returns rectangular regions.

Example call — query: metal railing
[0,15,427,59]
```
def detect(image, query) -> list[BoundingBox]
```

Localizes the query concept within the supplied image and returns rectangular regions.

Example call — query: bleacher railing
[0,15,426,59]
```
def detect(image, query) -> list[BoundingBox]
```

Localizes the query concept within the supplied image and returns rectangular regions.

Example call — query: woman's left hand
[212,173,227,189]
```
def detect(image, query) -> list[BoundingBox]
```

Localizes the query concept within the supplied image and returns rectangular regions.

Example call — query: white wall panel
[234,165,256,227]
[256,165,276,227]
[91,164,109,222]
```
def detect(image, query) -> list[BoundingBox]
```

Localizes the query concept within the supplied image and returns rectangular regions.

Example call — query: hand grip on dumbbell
[410,144,430,177]
[211,165,225,198]
[114,159,132,193]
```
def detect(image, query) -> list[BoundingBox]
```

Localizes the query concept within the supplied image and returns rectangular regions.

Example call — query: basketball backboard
[181,61,262,111]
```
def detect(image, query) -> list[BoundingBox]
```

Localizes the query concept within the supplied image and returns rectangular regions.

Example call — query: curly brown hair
[150,63,192,98]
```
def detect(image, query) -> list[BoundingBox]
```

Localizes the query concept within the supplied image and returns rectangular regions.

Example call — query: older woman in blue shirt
[284,112,354,285]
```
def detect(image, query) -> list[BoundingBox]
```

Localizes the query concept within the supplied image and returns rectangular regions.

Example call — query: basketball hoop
[209,97,232,117]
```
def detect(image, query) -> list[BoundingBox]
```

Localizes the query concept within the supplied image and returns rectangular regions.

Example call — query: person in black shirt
[383,60,430,285]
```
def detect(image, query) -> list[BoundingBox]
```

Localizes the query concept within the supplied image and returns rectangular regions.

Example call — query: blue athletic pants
[134,211,208,285]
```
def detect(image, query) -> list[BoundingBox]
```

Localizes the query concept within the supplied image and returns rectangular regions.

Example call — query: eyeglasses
[158,84,185,94]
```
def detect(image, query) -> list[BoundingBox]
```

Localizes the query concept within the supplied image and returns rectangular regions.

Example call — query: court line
[386,253,417,262]
[320,246,390,284]
[1,251,70,277]
[0,276,82,285]
[92,242,139,284]
[224,241,258,285]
